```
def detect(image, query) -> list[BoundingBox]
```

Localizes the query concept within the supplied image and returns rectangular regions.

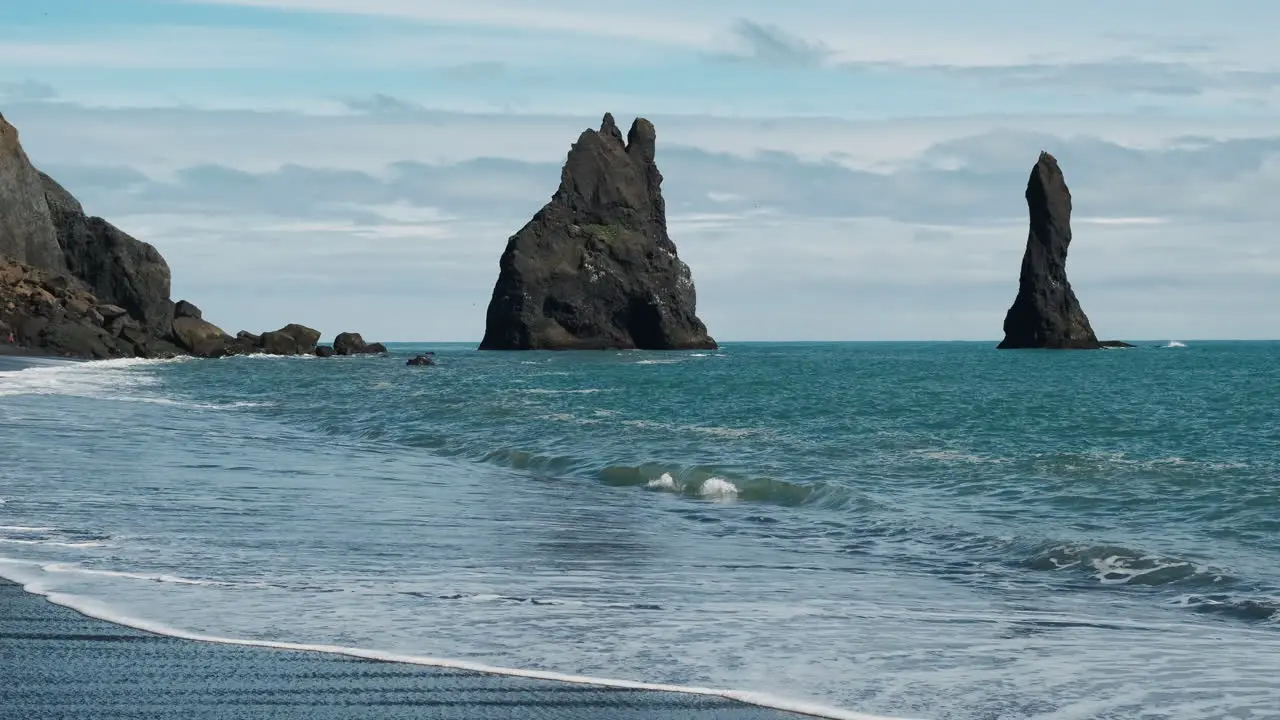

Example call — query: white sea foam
[1089,555,1196,586]
[689,426,755,439]
[912,449,1011,465]
[225,353,317,361]
[0,562,910,720]
[0,356,184,402]
[0,539,108,548]
[521,388,608,395]
[634,359,681,365]
[40,562,264,588]
[699,477,740,501]
[646,473,680,491]
[1164,341,1187,348]
[0,356,275,410]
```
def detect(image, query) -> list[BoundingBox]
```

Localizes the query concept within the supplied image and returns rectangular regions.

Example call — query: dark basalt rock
[997,152,1101,350]
[0,258,132,359]
[332,331,386,355]
[171,318,231,358]
[1099,340,1135,348]
[406,353,435,366]
[45,181,175,338]
[0,114,434,362]
[314,345,335,358]
[479,113,716,351]
[174,299,202,320]
[0,114,65,273]
[259,323,321,356]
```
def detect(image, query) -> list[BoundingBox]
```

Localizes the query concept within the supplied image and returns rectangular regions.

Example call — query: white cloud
[172,0,1280,71]
[172,0,718,47]
[6,97,1279,341]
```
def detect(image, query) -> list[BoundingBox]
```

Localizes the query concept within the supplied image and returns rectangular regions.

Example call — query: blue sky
[2,0,1279,340]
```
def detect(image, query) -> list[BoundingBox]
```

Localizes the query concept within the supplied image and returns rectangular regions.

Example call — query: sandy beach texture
[0,580,807,720]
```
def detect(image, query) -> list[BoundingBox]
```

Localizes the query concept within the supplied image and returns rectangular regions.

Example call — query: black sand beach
[0,349,77,373]
[0,581,808,720]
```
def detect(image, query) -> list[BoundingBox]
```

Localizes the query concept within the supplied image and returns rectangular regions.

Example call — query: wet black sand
[0,580,809,720]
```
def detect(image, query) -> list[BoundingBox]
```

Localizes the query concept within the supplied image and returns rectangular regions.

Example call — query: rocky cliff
[0,114,64,273]
[479,113,716,351]
[997,152,1101,350]
[0,111,380,360]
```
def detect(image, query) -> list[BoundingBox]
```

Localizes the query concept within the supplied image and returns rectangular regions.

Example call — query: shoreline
[0,349,81,373]
[0,578,884,720]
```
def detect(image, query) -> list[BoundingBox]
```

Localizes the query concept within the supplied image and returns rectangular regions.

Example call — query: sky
[2,0,1279,341]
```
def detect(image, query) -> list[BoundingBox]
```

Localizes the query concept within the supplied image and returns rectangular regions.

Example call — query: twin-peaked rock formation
[480,113,716,351]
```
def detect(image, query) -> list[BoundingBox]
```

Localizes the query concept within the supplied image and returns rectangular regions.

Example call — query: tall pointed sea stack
[997,152,1100,349]
[479,113,716,350]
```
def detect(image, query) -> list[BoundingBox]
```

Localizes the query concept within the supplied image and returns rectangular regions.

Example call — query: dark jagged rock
[406,352,435,366]
[44,172,175,338]
[332,331,386,356]
[997,152,1101,350]
[0,257,134,359]
[174,299,202,320]
[0,114,64,272]
[479,113,716,351]
[1099,340,1135,348]
[0,114,391,362]
[314,345,335,358]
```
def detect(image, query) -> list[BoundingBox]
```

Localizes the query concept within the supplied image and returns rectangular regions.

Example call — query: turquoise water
[1,342,1277,719]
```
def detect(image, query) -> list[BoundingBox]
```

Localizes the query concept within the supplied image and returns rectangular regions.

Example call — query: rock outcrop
[43,172,175,337]
[332,331,386,355]
[259,323,321,356]
[0,112,383,361]
[997,152,1101,350]
[479,113,716,351]
[0,114,64,273]
[0,257,180,359]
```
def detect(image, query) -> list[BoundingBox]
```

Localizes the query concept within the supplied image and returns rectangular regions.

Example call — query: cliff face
[479,113,716,351]
[41,172,175,338]
[0,113,64,273]
[997,152,1101,350]
[0,112,375,360]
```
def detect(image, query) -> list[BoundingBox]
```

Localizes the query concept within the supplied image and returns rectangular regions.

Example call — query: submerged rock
[479,113,716,351]
[406,353,435,366]
[997,152,1101,350]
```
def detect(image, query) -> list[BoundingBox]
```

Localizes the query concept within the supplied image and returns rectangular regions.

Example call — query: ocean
[1,341,1277,720]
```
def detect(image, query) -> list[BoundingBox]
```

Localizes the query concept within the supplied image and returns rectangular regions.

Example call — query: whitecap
[645,473,680,491]
[699,477,739,501]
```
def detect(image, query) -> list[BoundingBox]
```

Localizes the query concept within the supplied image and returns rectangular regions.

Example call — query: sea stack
[478,113,716,350]
[997,152,1101,349]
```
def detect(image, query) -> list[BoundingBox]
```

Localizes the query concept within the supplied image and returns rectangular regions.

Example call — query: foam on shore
[0,563,914,720]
